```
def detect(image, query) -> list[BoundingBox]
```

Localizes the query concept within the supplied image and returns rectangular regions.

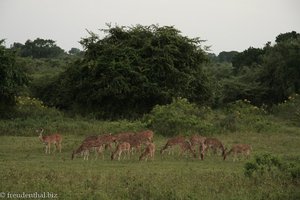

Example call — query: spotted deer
[223,144,252,161]
[160,136,195,158]
[135,130,154,143]
[139,142,156,161]
[200,138,226,160]
[72,137,105,160]
[71,144,91,160]
[160,136,186,155]
[37,128,62,154]
[111,142,131,160]
[189,134,206,158]
[114,132,134,144]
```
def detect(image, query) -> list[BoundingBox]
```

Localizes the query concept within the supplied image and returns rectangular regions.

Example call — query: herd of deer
[37,128,252,161]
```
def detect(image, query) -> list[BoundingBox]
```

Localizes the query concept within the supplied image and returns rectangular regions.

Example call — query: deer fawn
[139,142,156,161]
[111,142,131,160]
[223,144,252,161]
[200,138,225,160]
[37,128,62,154]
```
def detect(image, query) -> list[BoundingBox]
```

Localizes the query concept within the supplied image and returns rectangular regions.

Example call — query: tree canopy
[12,38,65,58]
[215,31,300,106]
[38,25,212,118]
[0,40,27,116]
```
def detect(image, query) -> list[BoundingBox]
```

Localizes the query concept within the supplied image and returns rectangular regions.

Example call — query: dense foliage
[38,25,212,118]
[211,31,300,106]
[0,40,27,117]
[1,28,300,120]
[12,38,65,58]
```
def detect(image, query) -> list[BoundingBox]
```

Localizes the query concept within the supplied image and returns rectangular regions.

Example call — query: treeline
[207,31,300,106]
[0,25,299,119]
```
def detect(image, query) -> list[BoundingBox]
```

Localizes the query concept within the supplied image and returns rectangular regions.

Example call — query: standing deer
[139,142,156,161]
[223,144,252,161]
[200,138,225,160]
[37,128,62,154]
[111,142,131,160]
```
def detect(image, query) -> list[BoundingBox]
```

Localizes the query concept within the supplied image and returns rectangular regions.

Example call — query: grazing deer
[135,130,154,143]
[200,138,225,160]
[98,134,117,151]
[72,137,105,160]
[111,142,131,161]
[160,136,185,155]
[127,136,142,155]
[82,135,98,143]
[179,141,197,158]
[114,132,134,144]
[37,128,62,154]
[139,142,156,161]
[71,144,91,160]
[114,132,144,155]
[160,136,195,158]
[223,144,252,161]
[189,134,206,158]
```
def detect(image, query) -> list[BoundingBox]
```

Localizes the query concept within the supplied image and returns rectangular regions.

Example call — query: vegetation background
[0,26,299,199]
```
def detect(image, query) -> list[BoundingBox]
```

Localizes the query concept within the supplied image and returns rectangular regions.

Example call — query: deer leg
[53,143,57,153]
[48,144,51,154]
[58,142,62,153]
[200,144,207,160]
[118,151,121,161]
[86,151,89,160]
[233,153,237,162]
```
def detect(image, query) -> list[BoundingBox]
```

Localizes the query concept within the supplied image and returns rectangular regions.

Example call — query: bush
[221,100,276,133]
[244,153,283,177]
[144,98,215,136]
[272,94,300,125]
[245,153,300,182]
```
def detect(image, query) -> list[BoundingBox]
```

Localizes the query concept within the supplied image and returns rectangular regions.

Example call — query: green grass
[0,129,299,200]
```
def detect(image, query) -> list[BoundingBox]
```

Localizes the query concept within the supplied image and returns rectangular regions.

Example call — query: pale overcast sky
[0,0,299,54]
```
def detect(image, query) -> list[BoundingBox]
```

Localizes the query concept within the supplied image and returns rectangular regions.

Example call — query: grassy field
[0,128,299,200]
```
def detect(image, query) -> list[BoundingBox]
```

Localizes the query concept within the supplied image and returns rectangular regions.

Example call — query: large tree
[232,47,265,73]
[39,25,212,118]
[219,31,300,106]
[12,38,65,58]
[259,31,300,104]
[0,40,27,116]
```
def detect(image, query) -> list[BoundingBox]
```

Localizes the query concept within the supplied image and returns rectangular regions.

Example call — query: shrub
[244,153,300,182]
[272,93,300,125]
[14,96,63,119]
[144,98,215,136]
[244,153,282,177]
[221,100,275,133]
